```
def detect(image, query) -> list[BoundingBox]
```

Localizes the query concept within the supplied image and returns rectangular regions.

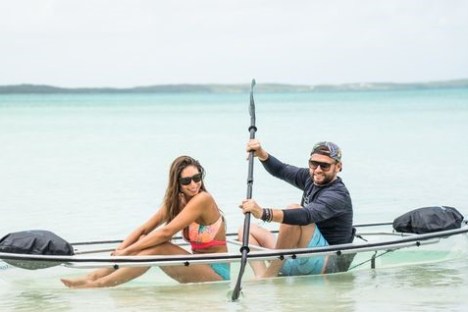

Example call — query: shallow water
[1,89,468,311]
[2,258,467,312]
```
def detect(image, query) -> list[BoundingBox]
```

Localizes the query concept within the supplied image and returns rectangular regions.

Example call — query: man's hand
[239,199,263,219]
[246,139,269,161]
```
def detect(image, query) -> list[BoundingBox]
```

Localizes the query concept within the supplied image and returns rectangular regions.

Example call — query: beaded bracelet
[261,208,268,222]
[261,208,273,222]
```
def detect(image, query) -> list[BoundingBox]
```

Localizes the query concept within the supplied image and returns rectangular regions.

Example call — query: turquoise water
[1,88,468,311]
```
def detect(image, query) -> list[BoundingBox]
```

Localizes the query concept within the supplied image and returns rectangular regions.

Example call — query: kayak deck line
[1,223,467,270]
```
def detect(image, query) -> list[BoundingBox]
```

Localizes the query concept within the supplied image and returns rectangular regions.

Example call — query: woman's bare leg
[61,243,223,288]
[60,268,118,287]
[61,266,151,288]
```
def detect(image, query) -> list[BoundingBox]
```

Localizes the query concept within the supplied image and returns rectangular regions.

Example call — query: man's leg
[262,223,316,277]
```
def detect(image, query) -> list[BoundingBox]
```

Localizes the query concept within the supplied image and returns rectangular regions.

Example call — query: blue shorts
[279,227,329,276]
[211,263,230,280]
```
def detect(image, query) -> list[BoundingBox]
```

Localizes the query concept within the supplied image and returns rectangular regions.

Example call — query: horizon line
[1,77,468,89]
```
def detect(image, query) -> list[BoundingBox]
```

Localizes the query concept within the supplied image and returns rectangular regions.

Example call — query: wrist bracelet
[261,208,273,223]
[267,208,273,222]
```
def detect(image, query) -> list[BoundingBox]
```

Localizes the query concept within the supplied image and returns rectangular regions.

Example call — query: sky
[1,0,468,88]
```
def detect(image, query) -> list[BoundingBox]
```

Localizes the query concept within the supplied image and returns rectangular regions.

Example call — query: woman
[61,156,229,288]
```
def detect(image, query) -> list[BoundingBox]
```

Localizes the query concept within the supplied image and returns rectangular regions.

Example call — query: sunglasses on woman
[179,173,202,185]
[308,160,335,171]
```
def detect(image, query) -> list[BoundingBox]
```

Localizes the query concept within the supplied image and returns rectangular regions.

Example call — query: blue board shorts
[211,263,230,280]
[279,227,329,276]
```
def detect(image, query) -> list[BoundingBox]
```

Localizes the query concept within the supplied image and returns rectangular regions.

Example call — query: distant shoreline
[1,79,467,94]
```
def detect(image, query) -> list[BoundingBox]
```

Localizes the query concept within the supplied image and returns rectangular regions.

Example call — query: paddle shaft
[241,127,257,245]
[231,79,256,301]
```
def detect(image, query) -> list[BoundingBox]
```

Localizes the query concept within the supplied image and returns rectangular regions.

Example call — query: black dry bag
[393,206,464,234]
[0,230,74,270]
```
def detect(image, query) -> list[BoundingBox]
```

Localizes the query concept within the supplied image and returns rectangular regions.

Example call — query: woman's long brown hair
[162,156,206,223]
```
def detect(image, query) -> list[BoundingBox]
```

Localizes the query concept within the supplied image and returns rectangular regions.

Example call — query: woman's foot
[60,278,93,288]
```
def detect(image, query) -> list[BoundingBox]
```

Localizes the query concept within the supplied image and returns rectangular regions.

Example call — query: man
[239,139,354,278]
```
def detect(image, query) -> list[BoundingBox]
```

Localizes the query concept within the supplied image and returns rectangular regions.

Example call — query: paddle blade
[249,79,256,133]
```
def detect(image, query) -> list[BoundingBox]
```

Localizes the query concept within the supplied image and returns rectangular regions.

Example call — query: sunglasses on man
[179,173,202,185]
[308,160,335,171]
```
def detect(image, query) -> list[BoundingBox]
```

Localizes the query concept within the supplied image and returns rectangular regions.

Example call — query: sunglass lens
[320,163,331,170]
[179,173,202,185]
[309,161,331,170]
[192,174,202,183]
[179,177,190,185]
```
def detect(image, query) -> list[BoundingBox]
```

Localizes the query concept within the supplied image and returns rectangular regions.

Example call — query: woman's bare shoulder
[191,191,214,203]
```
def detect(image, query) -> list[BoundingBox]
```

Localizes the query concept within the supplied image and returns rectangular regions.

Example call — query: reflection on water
[392,263,464,288]
[349,259,468,312]
[0,267,355,312]
[229,271,357,312]
[10,291,70,312]
[1,259,468,311]
[0,284,70,312]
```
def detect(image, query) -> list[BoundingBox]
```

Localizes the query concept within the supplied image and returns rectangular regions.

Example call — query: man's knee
[279,222,304,231]
[278,223,316,242]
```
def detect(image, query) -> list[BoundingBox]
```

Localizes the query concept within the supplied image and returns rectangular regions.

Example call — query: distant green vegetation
[1,79,467,94]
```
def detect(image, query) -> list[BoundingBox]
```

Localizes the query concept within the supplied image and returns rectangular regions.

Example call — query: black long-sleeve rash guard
[261,154,354,245]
